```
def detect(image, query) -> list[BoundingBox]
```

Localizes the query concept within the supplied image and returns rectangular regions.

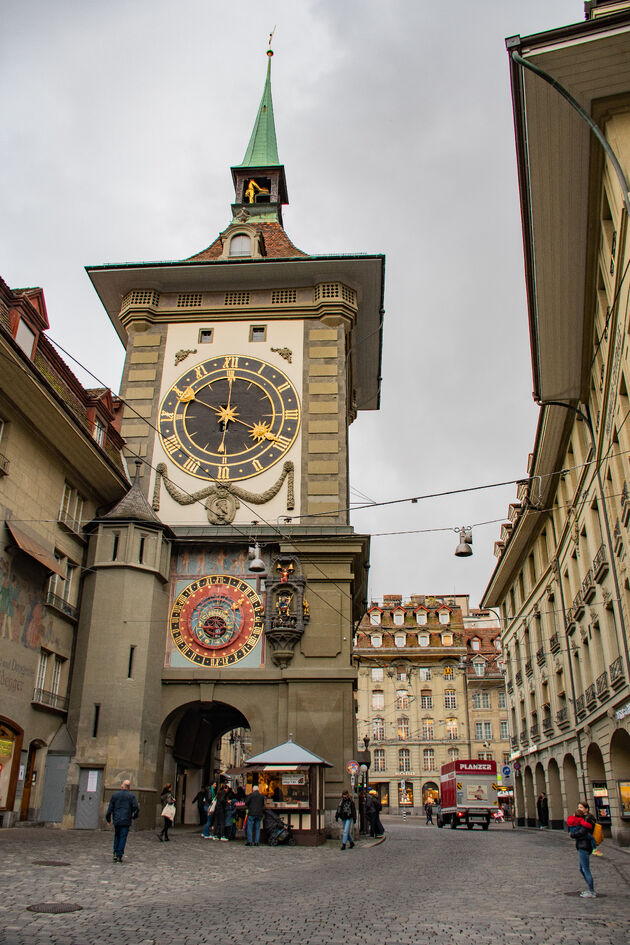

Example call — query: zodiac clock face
[158,355,301,482]
[170,575,264,667]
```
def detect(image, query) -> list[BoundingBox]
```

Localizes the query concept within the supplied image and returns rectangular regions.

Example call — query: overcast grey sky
[1,0,582,606]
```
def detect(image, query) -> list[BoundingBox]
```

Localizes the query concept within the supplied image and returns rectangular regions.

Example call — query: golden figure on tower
[245,179,270,204]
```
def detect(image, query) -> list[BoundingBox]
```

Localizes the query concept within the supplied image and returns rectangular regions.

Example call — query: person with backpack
[566,801,597,898]
[335,789,357,850]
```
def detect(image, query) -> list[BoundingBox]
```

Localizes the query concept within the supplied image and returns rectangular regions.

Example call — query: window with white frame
[471,637,481,651]
[371,634,382,648]
[373,748,385,772]
[59,482,84,533]
[396,690,409,709]
[394,633,406,648]
[444,688,457,709]
[475,721,493,740]
[35,650,49,691]
[371,690,384,710]
[418,667,431,681]
[397,717,409,740]
[370,611,381,626]
[446,718,458,740]
[396,670,407,682]
[500,720,509,739]
[473,661,485,676]
[420,690,433,709]
[448,747,459,762]
[393,610,404,626]
[418,633,429,647]
[229,234,251,257]
[472,691,491,709]
[441,632,453,646]
[93,418,106,447]
[373,718,385,740]
[371,667,383,682]
[498,690,507,709]
[478,751,493,761]
[50,655,64,695]
[494,637,502,651]
[398,748,411,772]
[48,557,76,605]
[423,748,435,771]
[422,718,434,740]
[439,610,450,625]
[416,610,427,625]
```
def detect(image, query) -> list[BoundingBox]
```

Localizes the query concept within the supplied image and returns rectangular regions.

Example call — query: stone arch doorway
[160,700,251,826]
[0,716,23,824]
[586,741,610,827]
[547,758,563,828]
[20,737,47,821]
[515,771,525,824]
[610,727,630,844]
[422,781,439,805]
[563,753,580,817]
[523,765,536,827]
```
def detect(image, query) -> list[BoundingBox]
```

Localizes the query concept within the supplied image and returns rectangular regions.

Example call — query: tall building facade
[0,278,127,826]
[57,49,384,837]
[483,1,630,844]
[354,595,509,814]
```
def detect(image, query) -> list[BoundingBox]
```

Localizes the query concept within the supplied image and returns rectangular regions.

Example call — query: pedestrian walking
[335,789,356,850]
[566,801,597,898]
[424,799,434,825]
[244,784,265,846]
[536,792,549,829]
[105,779,139,863]
[213,786,229,841]
[158,783,175,842]
[201,781,217,839]
[191,785,209,825]
[365,789,382,837]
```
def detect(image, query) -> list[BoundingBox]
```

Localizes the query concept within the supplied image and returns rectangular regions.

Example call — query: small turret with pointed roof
[102,460,164,527]
[230,43,289,226]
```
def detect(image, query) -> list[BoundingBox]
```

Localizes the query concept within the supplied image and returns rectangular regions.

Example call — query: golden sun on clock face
[158,355,301,481]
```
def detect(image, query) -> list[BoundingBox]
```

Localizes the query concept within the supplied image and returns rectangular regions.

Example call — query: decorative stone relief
[174,348,197,365]
[270,346,293,363]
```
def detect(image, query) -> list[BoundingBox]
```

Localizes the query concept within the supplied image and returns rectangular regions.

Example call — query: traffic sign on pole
[347,760,360,775]
[502,765,512,779]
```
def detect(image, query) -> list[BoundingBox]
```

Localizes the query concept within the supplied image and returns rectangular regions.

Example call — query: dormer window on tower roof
[230,234,252,257]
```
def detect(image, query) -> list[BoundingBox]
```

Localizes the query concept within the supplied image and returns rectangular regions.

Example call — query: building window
[48,557,77,607]
[396,691,409,710]
[478,751,493,761]
[398,748,411,773]
[198,328,214,344]
[473,661,485,676]
[373,718,385,740]
[471,638,481,651]
[50,655,64,695]
[500,720,509,740]
[16,319,36,357]
[397,717,409,740]
[422,719,434,740]
[371,633,382,648]
[371,667,383,682]
[441,633,453,646]
[418,667,431,681]
[448,747,459,762]
[249,324,267,342]
[446,718,458,740]
[396,670,407,682]
[498,691,507,709]
[370,611,381,626]
[444,688,457,709]
[394,633,406,648]
[416,610,427,625]
[494,637,502,652]
[229,234,251,257]
[393,611,404,626]
[420,690,433,709]
[35,650,49,691]
[475,721,493,741]
[418,633,429,647]
[503,752,510,765]
[59,482,84,533]
[92,418,106,447]
[439,610,450,625]
[473,691,491,709]
[371,690,384,710]
[423,748,435,771]
[373,748,385,772]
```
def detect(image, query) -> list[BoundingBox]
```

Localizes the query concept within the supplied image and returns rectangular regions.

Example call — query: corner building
[483,1,630,845]
[68,50,385,839]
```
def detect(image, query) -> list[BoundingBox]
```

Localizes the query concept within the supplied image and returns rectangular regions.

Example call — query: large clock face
[158,355,301,481]
[170,575,264,667]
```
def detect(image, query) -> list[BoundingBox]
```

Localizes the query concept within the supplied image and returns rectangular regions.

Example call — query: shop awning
[6,522,66,577]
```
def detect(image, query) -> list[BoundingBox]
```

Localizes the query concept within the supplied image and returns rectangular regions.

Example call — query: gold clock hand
[217,375,234,454]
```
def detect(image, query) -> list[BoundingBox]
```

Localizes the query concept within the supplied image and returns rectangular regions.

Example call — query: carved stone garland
[263,554,310,668]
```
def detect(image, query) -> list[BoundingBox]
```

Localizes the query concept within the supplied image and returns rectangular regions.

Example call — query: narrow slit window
[128,646,135,679]
[92,704,100,738]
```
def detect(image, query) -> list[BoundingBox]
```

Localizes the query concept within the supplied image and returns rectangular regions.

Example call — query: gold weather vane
[268,27,276,51]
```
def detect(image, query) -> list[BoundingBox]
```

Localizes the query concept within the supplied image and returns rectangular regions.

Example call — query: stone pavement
[1,815,629,945]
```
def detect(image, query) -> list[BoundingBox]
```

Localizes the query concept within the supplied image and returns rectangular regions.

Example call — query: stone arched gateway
[562,753,580,817]
[547,758,563,829]
[523,765,536,827]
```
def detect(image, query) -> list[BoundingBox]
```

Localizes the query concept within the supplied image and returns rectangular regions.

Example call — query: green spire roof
[240,51,280,167]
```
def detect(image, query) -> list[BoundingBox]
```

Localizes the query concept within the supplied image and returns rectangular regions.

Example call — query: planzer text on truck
[436,760,499,830]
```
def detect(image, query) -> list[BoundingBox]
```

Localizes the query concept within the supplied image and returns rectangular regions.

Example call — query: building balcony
[556,706,570,729]
[593,544,609,583]
[45,591,78,622]
[511,735,519,750]
[536,646,546,667]
[549,632,560,654]
[572,589,585,621]
[582,568,596,604]
[576,694,586,719]
[542,713,554,734]
[525,659,533,678]
[32,688,69,713]
[565,606,576,635]
[622,481,630,527]
[515,670,523,687]
[520,732,530,747]
[610,656,625,689]
[506,678,513,693]
[596,671,609,700]
[614,519,624,557]
[0,451,8,476]
[530,723,539,740]
[585,684,597,708]
[57,509,85,540]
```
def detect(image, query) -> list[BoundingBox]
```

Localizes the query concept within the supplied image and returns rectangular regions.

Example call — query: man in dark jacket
[335,790,357,850]
[365,789,383,837]
[106,780,139,863]
[567,802,596,898]
[244,785,265,846]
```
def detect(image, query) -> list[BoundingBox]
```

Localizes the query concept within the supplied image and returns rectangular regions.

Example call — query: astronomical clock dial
[170,575,264,667]
[158,355,301,481]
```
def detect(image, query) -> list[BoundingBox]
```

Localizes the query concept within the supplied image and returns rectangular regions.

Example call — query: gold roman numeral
[163,435,179,454]
[223,356,239,369]
[285,409,298,420]
[194,364,208,380]
[252,460,263,472]
[217,466,230,480]
[275,435,291,449]
[277,381,290,392]
[161,410,174,421]
[183,457,199,474]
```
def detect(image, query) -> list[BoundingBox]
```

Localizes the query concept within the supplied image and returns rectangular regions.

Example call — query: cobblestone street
[1,816,630,945]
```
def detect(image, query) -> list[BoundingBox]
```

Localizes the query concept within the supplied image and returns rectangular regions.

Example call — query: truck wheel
[482,823,489,831]
[466,823,474,830]
[450,818,457,829]
[437,817,443,828]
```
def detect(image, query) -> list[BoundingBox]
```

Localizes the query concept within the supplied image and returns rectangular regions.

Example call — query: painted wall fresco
[0,554,65,653]
[165,545,268,670]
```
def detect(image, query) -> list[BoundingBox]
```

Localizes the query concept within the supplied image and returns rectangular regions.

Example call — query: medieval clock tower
[70,48,385,838]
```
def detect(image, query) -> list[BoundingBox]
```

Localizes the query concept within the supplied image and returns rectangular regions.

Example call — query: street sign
[346,760,360,775]
[502,765,512,779]
[513,760,521,771]
[350,774,356,788]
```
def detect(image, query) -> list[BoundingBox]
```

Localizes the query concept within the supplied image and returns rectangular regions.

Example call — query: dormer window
[418,633,429,647]
[471,637,481,651]
[415,610,427,626]
[393,610,404,626]
[229,235,251,257]
[371,633,382,648]
[394,633,406,648]
[370,611,381,626]
[473,659,485,676]
[15,319,36,358]
[93,418,106,447]
[438,609,450,625]
[441,632,453,646]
